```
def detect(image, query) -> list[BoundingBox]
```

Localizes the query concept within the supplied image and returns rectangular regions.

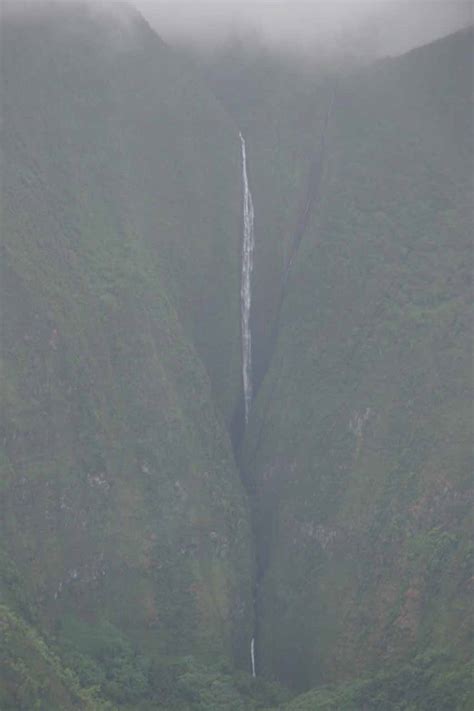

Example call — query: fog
[3,0,472,58]
[136,0,472,57]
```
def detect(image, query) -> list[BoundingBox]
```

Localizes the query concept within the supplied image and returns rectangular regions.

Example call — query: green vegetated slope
[285,650,473,711]
[1,4,254,708]
[1,3,473,709]
[3,2,244,425]
[0,600,107,710]
[242,28,473,693]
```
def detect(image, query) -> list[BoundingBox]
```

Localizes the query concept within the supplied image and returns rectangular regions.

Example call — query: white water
[251,636,256,678]
[239,132,255,425]
[240,132,257,677]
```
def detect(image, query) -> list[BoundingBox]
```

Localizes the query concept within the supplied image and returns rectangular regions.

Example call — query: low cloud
[3,0,472,58]
[136,0,472,57]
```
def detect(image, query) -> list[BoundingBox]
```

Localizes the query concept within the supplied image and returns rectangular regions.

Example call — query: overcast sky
[5,1,473,57]
[134,0,472,56]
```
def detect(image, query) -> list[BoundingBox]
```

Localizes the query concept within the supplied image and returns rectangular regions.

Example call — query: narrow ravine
[237,96,335,678]
[247,88,336,474]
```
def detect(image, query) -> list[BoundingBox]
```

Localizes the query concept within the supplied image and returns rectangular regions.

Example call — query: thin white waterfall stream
[250,636,256,678]
[240,132,257,677]
[239,132,255,426]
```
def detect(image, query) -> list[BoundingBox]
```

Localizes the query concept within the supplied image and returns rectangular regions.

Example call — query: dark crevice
[227,87,338,679]
[230,390,246,460]
[283,86,336,287]
[246,86,337,475]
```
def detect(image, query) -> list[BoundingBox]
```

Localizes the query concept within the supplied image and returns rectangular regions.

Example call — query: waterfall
[239,132,255,426]
[240,132,257,677]
[251,636,256,678]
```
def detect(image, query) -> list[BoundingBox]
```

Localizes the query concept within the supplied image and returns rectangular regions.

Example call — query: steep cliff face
[3,3,245,425]
[0,6,253,703]
[199,45,336,392]
[242,29,473,690]
[1,4,472,708]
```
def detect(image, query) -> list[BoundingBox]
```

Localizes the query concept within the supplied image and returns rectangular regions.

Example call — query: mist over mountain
[5,0,473,58]
[138,0,472,57]
[0,1,472,709]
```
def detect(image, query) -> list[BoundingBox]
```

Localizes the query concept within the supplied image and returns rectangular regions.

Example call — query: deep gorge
[234,86,336,678]
[1,5,472,710]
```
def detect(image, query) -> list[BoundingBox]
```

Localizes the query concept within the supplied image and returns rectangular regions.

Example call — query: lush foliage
[1,7,252,707]
[286,650,474,710]
[0,4,471,708]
